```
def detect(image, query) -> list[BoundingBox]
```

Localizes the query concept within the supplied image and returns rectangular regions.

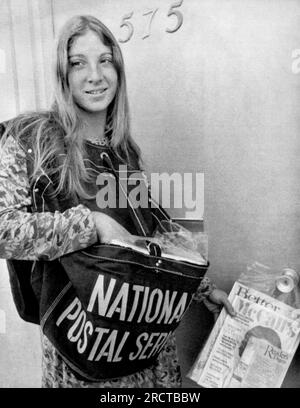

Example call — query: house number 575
[118,0,184,43]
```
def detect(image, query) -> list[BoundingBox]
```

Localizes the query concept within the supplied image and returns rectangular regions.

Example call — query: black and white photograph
[0,0,300,394]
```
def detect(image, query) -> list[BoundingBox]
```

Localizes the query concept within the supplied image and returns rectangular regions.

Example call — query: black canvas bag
[0,122,209,380]
[41,239,208,381]
[38,151,208,380]
[6,260,39,324]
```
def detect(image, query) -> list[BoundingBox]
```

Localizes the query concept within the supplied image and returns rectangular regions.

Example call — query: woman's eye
[70,61,84,68]
[100,57,113,65]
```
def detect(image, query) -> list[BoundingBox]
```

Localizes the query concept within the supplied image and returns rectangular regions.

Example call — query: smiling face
[68,30,118,118]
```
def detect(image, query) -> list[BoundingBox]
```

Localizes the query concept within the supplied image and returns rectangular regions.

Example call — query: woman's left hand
[204,289,236,320]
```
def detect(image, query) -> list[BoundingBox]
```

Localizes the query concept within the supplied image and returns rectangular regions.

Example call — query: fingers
[209,289,236,318]
[203,298,221,315]
[221,297,236,317]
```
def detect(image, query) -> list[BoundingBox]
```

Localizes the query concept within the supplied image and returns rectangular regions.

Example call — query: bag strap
[148,193,172,232]
[100,151,154,237]
[100,151,173,238]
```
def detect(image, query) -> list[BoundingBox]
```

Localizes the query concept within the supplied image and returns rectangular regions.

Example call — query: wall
[0,0,300,387]
[0,0,53,387]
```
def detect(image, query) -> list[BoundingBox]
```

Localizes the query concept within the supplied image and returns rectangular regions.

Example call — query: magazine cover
[188,281,300,388]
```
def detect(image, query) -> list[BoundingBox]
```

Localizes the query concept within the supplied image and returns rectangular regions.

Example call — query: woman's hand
[91,212,134,244]
[204,289,236,321]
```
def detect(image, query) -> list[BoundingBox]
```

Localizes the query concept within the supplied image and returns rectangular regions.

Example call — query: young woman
[0,15,234,388]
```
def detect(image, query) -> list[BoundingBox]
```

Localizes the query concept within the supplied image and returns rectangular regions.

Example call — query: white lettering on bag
[87,274,189,324]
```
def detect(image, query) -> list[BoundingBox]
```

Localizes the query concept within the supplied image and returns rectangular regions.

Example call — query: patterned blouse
[0,134,214,388]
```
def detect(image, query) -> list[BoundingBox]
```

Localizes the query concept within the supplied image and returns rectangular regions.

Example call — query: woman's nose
[87,64,104,83]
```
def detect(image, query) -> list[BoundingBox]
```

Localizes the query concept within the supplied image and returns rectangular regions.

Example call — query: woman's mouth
[85,88,107,95]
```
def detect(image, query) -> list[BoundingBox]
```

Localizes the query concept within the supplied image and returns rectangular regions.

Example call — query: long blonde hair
[2,15,141,199]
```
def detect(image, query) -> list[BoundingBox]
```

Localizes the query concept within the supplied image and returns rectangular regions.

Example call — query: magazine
[187,281,300,388]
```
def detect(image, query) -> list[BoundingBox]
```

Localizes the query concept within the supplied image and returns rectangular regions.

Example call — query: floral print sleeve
[0,135,98,261]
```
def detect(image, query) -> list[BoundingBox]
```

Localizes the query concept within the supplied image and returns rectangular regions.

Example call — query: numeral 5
[119,12,134,43]
[166,0,184,34]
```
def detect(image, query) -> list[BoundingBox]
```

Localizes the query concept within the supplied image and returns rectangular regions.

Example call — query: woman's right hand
[91,212,134,244]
